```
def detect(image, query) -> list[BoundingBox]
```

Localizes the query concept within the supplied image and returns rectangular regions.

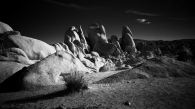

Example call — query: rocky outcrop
[0,48,39,65]
[121,26,137,54]
[87,22,108,49]
[65,26,80,42]
[0,22,13,34]
[1,32,56,60]
[93,42,121,57]
[64,26,88,59]
[77,25,90,53]
[111,35,122,52]
[0,51,91,92]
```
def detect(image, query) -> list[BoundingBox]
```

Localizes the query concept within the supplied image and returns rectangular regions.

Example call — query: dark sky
[1,0,195,44]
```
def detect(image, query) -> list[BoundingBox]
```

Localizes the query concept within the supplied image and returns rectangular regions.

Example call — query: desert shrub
[186,59,195,66]
[178,46,193,62]
[63,71,88,93]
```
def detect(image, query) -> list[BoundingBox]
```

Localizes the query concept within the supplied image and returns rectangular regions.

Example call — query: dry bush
[62,71,88,93]
[186,59,195,66]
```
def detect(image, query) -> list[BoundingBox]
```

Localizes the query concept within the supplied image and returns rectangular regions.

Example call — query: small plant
[63,71,88,93]
[186,59,195,66]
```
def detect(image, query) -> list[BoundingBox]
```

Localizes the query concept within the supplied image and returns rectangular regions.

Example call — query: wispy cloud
[43,0,97,11]
[126,10,161,16]
[136,19,151,24]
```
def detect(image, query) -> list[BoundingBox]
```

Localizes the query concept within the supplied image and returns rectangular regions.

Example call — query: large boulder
[0,61,27,84]
[87,22,108,49]
[1,31,56,60]
[0,51,91,92]
[0,21,13,34]
[65,26,80,42]
[93,42,120,57]
[121,26,137,54]
[0,48,39,65]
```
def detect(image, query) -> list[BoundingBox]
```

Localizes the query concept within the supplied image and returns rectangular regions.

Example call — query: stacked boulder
[0,22,92,92]
[120,26,137,56]
[64,25,106,73]
[87,22,121,57]
[111,35,122,52]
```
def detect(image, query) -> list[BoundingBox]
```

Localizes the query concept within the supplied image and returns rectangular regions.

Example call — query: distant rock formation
[121,26,137,54]
[0,51,91,92]
[111,35,122,52]
[87,22,108,49]
[93,42,121,57]
[0,22,13,34]
[77,25,90,53]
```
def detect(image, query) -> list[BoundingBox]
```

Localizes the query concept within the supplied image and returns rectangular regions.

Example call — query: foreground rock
[0,61,27,84]
[0,51,91,92]
[0,48,39,65]
[1,31,56,60]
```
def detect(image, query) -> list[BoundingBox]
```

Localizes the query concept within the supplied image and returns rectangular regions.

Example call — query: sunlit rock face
[0,22,13,34]
[64,26,80,56]
[0,48,39,65]
[1,32,56,61]
[77,25,90,53]
[64,26,88,59]
[121,26,137,54]
[65,26,80,42]
[0,51,91,92]
[87,22,108,49]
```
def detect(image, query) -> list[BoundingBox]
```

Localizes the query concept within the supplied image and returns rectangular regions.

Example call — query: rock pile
[0,21,146,91]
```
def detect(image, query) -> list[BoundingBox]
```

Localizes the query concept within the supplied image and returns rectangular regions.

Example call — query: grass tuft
[63,71,88,93]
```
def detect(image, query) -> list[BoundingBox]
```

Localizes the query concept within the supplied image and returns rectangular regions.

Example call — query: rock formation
[0,22,13,34]
[64,26,87,58]
[93,42,120,57]
[111,35,122,52]
[65,26,80,42]
[0,48,39,65]
[87,22,108,49]
[0,51,91,92]
[121,26,137,54]
[1,31,56,60]
[77,25,90,53]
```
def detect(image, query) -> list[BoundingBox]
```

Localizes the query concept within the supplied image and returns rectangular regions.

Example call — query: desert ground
[1,57,195,109]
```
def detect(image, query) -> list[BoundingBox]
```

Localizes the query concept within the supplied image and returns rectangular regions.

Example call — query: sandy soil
[1,59,195,109]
